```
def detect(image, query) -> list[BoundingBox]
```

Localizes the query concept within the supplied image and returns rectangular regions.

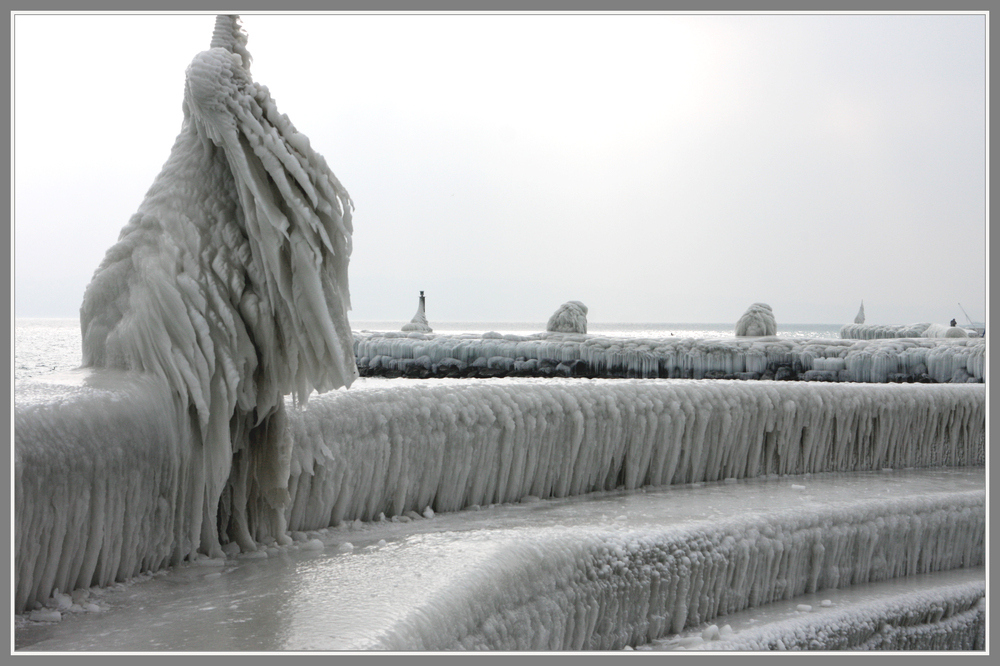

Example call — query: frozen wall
[15,374,984,613]
[354,331,986,383]
[75,16,356,562]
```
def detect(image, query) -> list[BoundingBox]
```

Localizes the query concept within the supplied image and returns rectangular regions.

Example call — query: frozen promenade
[16,468,985,651]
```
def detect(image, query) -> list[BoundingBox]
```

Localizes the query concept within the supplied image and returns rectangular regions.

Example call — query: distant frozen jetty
[840,323,980,340]
[354,331,985,383]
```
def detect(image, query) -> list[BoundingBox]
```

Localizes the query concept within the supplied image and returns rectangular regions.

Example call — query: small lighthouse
[401,291,433,333]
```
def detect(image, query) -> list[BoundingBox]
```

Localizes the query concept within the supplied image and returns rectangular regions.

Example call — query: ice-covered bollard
[735,303,777,337]
[546,301,588,334]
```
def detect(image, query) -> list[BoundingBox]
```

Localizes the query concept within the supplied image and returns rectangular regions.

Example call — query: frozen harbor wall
[15,376,985,613]
[354,332,986,383]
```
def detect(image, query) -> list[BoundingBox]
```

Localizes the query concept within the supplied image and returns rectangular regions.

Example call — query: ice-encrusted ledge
[353,331,985,383]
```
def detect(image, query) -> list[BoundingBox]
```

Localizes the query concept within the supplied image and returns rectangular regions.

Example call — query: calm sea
[13,318,842,382]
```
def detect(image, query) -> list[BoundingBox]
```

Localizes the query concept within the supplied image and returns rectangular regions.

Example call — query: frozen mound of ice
[854,301,865,324]
[76,16,356,561]
[546,301,588,334]
[367,492,984,650]
[354,331,985,383]
[735,303,777,337]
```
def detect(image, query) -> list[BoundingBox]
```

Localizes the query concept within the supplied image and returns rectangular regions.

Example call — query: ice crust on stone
[735,303,777,337]
[75,15,356,563]
[546,301,588,334]
[354,330,985,383]
[15,373,984,612]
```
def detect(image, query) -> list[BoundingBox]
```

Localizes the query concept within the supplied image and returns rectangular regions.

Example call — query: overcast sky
[12,12,987,326]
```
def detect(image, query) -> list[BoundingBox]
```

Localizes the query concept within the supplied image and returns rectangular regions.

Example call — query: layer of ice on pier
[15,373,984,612]
[840,323,978,339]
[354,330,986,382]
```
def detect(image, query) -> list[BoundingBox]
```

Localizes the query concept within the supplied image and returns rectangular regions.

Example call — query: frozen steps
[645,567,985,651]
[15,468,985,651]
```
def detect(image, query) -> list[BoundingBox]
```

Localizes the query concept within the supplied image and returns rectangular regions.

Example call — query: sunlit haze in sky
[12,12,987,326]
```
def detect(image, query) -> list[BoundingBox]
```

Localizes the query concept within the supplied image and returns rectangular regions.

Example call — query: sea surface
[13,318,843,383]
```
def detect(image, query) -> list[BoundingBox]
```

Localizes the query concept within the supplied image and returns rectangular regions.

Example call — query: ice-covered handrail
[353,331,985,383]
[76,15,356,559]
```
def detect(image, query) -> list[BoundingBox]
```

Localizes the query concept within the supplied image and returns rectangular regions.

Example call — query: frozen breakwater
[353,331,985,383]
[15,375,984,618]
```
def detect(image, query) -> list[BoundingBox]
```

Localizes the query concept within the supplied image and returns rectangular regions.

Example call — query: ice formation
[373,493,983,650]
[14,466,984,651]
[354,331,986,383]
[546,301,588,334]
[840,323,978,340]
[672,578,985,651]
[76,15,356,560]
[15,374,984,613]
[854,300,865,324]
[401,291,433,333]
[735,303,777,337]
